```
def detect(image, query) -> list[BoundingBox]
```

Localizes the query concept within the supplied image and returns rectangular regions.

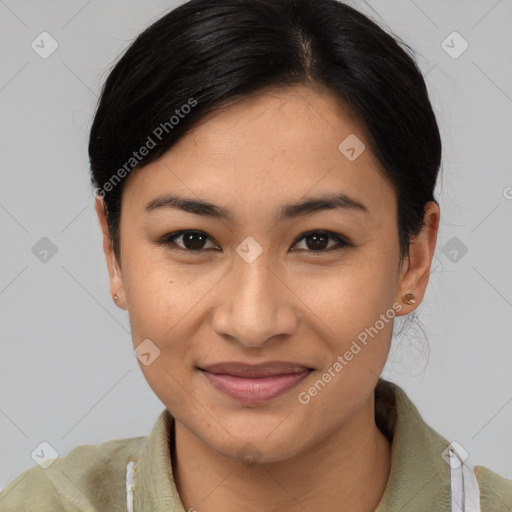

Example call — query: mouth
[197,361,314,404]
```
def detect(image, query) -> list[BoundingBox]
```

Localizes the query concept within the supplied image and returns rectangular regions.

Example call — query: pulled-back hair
[89,0,441,265]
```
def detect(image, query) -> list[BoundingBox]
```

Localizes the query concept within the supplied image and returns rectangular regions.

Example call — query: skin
[95,84,440,512]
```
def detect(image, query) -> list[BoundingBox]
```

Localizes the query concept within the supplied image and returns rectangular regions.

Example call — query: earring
[402,293,416,305]
[113,294,119,302]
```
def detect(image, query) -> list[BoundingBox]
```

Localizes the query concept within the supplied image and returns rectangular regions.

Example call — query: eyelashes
[291,230,352,252]
[155,229,353,255]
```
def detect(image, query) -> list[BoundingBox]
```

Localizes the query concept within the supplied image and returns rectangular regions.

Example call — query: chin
[200,425,306,466]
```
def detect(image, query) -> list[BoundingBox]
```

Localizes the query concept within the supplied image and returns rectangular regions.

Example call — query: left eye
[291,230,351,252]
[156,230,351,253]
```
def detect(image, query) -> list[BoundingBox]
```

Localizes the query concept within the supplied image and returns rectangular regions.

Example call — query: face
[96,85,438,463]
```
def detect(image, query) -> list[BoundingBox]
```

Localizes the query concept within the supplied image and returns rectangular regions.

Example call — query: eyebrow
[144,192,369,222]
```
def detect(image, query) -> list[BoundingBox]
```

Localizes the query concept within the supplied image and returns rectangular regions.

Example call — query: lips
[198,361,314,404]
[200,361,313,378]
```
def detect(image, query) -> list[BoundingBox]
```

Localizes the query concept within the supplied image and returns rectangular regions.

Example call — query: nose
[211,253,298,349]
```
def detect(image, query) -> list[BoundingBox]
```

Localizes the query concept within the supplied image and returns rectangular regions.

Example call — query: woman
[1,0,510,510]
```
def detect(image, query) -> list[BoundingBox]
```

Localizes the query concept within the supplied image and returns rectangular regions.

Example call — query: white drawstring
[449,448,481,512]
[126,460,137,512]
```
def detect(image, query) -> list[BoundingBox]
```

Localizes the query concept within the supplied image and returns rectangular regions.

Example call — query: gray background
[1,0,511,492]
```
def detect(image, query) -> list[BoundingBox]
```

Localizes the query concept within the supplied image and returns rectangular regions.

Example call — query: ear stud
[402,293,416,305]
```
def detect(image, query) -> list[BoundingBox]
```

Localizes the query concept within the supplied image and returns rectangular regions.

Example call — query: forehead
[122,85,396,223]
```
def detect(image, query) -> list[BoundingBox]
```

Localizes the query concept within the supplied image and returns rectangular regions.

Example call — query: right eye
[155,230,220,253]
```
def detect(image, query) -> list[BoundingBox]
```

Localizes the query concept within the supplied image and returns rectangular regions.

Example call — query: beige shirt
[1,378,511,511]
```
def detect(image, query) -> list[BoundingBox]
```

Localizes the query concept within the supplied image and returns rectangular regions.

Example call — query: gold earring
[402,293,416,305]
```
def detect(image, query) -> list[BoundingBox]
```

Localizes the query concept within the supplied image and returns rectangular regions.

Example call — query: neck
[172,394,392,512]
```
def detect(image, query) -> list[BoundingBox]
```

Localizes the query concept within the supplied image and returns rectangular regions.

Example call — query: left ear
[395,201,440,315]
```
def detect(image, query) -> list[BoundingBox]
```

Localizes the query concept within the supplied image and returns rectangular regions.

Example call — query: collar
[131,378,453,511]
[374,378,452,511]
[132,405,184,511]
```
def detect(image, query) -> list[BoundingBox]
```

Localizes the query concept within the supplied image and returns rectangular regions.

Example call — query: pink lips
[198,362,313,404]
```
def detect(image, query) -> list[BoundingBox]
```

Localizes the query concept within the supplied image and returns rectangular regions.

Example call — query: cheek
[122,245,196,333]
[125,259,199,408]
[302,249,399,372]
[122,251,221,372]
[308,255,399,335]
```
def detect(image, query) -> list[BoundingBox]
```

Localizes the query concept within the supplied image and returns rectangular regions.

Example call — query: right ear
[95,196,127,310]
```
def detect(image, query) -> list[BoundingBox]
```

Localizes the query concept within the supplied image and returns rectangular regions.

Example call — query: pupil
[184,233,205,250]
[307,233,328,251]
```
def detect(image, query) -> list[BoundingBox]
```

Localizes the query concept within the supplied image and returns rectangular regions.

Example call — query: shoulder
[0,435,146,511]
[474,464,512,512]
